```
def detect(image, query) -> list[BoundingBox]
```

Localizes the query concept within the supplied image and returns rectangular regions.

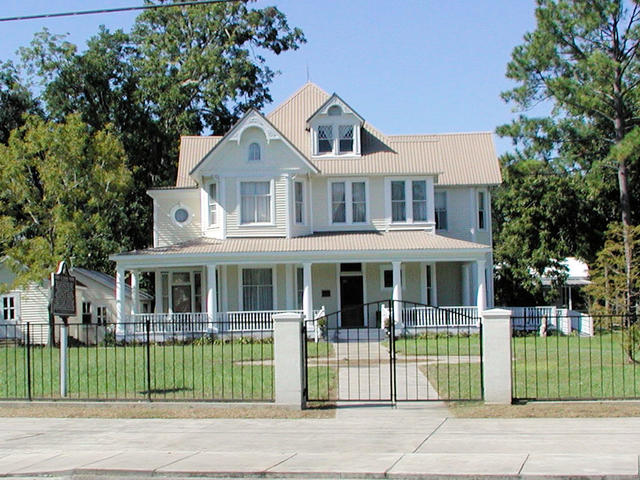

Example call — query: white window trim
[248,142,261,162]
[434,189,448,232]
[380,264,406,291]
[96,305,108,325]
[206,181,219,228]
[477,189,488,231]
[327,178,369,225]
[237,178,276,226]
[238,266,277,311]
[386,177,432,225]
[311,118,361,157]
[170,203,193,227]
[0,293,20,322]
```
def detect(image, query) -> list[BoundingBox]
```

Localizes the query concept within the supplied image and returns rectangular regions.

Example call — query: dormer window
[248,142,261,161]
[339,125,353,153]
[317,125,333,153]
[328,105,342,116]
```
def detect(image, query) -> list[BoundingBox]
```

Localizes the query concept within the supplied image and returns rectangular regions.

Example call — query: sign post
[50,261,76,398]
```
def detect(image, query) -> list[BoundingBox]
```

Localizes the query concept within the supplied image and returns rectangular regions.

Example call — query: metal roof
[176,136,222,187]
[72,267,153,300]
[115,231,489,257]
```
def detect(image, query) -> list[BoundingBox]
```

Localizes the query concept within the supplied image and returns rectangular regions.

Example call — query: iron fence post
[26,323,31,401]
[145,319,151,401]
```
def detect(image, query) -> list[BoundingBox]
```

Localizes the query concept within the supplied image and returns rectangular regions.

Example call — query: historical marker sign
[52,262,76,316]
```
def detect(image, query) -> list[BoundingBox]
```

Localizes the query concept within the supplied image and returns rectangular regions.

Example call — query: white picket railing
[402,306,479,328]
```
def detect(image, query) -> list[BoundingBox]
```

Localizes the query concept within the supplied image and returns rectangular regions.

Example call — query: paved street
[1,403,640,478]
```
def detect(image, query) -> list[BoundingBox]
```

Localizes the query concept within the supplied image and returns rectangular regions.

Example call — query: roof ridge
[266,82,330,119]
[180,135,223,139]
[389,131,494,138]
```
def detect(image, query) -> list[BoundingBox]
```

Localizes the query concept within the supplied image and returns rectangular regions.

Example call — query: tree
[0,114,132,286]
[499,0,640,307]
[0,61,39,145]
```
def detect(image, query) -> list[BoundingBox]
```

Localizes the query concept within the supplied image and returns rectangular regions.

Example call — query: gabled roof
[72,267,153,300]
[306,92,365,124]
[174,82,502,185]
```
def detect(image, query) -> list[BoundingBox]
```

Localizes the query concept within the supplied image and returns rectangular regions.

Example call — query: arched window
[248,142,261,162]
[328,105,342,116]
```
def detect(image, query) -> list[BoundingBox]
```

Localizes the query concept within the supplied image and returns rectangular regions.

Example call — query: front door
[340,275,364,327]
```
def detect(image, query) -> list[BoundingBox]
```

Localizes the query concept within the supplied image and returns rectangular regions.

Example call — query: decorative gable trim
[306,93,365,125]
[189,109,320,178]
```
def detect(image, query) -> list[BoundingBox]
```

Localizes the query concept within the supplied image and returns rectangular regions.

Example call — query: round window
[174,208,189,223]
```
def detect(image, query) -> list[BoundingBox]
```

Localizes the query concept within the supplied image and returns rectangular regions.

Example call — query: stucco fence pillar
[272,312,305,409]
[481,308,513,404]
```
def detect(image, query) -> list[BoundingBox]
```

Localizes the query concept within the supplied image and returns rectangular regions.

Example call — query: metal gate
[304,300,483,402]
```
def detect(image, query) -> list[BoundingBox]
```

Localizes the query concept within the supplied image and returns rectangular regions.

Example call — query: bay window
[240,181,271,224]
[242,268,273,311]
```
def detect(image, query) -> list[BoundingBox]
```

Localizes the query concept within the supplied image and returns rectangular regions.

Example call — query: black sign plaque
[52,264,76,316]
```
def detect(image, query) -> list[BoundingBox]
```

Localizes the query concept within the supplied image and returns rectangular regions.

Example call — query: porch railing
[402,306,480,328]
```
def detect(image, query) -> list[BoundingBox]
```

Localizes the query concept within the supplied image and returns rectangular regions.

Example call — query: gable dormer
[307,94,364,157]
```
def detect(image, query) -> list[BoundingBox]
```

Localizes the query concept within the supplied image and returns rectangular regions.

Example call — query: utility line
[0,0,240,23]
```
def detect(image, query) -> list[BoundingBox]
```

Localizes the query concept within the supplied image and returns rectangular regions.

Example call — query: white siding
[154,191,202,247]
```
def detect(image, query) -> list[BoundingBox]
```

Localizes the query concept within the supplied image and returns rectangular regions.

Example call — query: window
[412,181,427,221]
[1,295,17,321]
[171,272,192,313]
[391,180,429,223]
[426,265,434,306]
[328,105,342,116]
[381,266,404,289]
[194,271,203,313]
[240,181,271,224]
[339,125,354,153]
[331,182,346,223]
[294,181,304,224]
[242,268,273,311]
[161,272,169,312]
[208,183,217,226]
[478,191,487,230]
[96,306,108,325]
[173,207,189,224]
[296,267,304,309]
[391,181,406,222]
[317,125,333,153]
[82,302,92,325]
[435,191,448,230]
[248,142,261,162]
[331,181,367,224]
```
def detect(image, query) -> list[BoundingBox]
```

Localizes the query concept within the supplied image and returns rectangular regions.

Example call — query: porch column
[462,263,471,306]
[207,264,218,331]
[130,270,140,315]
[392,261,403,327]
[154,270,162,313]
[476,259,487,314]
[302,262,313,321]
[285,264,295,310]
[116,267,126,336]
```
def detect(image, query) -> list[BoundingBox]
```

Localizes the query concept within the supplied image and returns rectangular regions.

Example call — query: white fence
[402,306,479,328]
[509,306,593,336]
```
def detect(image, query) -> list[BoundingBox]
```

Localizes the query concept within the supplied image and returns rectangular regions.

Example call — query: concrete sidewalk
[1,403,640,478]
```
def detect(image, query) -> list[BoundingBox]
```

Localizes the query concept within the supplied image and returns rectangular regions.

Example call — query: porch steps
[332,328,386,343]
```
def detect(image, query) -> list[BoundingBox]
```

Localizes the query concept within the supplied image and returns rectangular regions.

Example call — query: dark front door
[340,275,364,327]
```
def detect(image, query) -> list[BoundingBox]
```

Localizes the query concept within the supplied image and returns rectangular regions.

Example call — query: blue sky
[0,1,539,154]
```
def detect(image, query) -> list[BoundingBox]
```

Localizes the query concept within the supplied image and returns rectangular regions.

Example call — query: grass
[423,362,482,401]
[512,331,640,400]
[390,334,481,356]
[0,340,334,401]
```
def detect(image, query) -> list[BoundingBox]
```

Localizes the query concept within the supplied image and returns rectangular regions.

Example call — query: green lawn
[424,362,482,400]
[0,340,335,401]
[512,332,640,399]
[390,334,481,356]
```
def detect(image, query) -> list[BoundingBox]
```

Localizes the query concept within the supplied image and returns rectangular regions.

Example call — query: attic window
[339,125,353,153]
[317,125,333,153]
[248,143,261,162]
[328,105,342,116]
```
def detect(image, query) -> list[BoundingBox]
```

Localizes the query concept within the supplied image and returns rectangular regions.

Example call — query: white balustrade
[402,306,480,328]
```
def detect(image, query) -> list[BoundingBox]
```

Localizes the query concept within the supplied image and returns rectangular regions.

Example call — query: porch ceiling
[111,231,491,265]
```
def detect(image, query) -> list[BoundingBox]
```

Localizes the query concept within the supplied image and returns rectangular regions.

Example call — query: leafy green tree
[0,61,39,145]
[498,0,640,306]
[0,114,132,286]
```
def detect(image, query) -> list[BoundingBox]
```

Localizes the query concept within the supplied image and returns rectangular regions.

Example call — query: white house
[110,83,501,333]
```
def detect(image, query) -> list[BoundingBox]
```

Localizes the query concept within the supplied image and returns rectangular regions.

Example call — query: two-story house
[110,82,501,334]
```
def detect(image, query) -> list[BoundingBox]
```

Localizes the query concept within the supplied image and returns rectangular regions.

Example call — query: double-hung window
[294,181,304,224]
[477,191,487,230]
[82,302,92,324]
[391,179,428,223]
[242,268,273,311]
[96,306,108,325]
[435,191,448,230]
[339,125,354,153]
[317,125,333,153]
[331,180,367,224]
[1,295,18,321]
[240,181,271,224]
[208,183,217,226]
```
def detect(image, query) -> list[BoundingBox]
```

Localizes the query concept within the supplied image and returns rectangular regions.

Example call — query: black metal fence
[305,300,483,402]
[0,321,273,401]
[512,313,640,400]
